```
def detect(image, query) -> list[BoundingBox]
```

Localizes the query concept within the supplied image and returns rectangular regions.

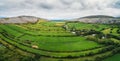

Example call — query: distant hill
[81,15,114,18]
[0,15,120,24]
[0,16,47,24]
[115,17,120,19]
[74,15,120,24]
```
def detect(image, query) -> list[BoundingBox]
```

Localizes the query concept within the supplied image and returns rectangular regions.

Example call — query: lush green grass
[103,54,120,61]
[14,22,74,36]
[67,22,110,31]
[0,21,120,61]
[0,34,117,61]
[0,34,107,58]
[0,24,102,52]
[0,23,104,58]
[19,35,102,51]
[102,28,120,36]
[0,24,23,37]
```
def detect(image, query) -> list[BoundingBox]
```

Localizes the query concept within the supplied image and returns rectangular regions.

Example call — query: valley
[0,17,120,61]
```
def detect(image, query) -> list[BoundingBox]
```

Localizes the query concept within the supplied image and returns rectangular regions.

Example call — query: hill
[81,15,114,18]
[74,15,120,24]
[0,16,47,24]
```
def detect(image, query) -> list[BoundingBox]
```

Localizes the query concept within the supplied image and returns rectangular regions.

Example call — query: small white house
[102,36,105,39]
[92,34,96,36]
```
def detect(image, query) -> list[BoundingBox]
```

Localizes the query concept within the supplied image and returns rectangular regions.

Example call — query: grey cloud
[0,0,120,19]
[39,3,53,10]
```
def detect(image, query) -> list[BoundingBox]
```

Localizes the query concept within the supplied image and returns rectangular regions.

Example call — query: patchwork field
[0,20,120,61]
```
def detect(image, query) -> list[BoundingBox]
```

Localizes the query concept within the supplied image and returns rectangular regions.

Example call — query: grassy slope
[103,54,120,61]
[67,23,110,31]
[20,35,102,51]
[0,21,120,61]
[0,24,102,51]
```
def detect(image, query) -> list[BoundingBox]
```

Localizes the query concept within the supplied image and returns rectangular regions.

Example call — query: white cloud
[0,0,120,19]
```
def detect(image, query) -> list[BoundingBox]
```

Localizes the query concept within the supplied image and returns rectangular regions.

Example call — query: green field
[0,20,120,61]
[103,54,120,61]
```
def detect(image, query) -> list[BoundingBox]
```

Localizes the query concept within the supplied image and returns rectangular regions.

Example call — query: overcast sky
[0,0,120,19]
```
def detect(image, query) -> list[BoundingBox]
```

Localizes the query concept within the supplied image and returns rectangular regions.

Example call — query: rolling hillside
[75,15,120,24]
[0,16,46,23]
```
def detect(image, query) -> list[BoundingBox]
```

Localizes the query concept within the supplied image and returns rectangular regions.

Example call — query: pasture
[0,20,120,61]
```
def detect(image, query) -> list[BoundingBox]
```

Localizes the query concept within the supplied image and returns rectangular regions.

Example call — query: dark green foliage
[0,46,37,61]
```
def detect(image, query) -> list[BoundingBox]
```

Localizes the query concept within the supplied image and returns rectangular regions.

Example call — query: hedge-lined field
[67,22,110,31]
[0,24,102,52]
[0,21,120,61]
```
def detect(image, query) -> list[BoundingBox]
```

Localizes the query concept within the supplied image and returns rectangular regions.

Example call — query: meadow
[0,20,120,61]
